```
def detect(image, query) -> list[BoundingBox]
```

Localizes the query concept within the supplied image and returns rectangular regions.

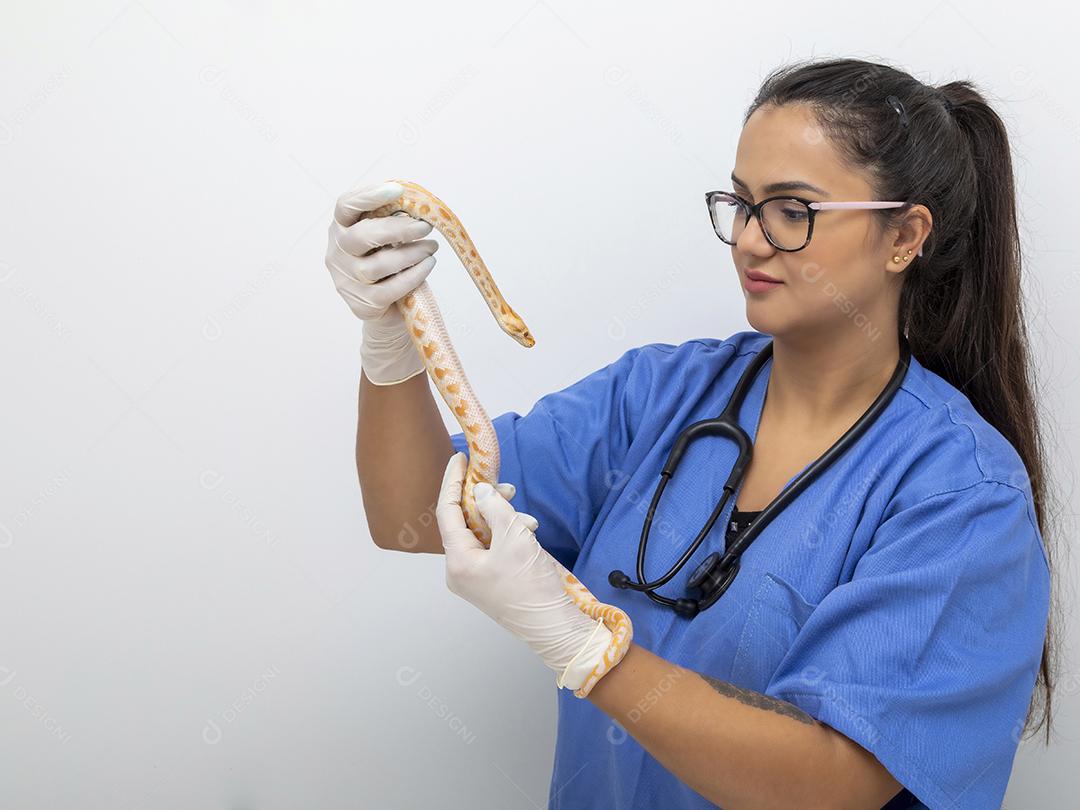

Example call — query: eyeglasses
[705,190,923,255]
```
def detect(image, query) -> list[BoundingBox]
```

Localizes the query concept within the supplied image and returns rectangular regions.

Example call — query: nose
[734,211,774,256]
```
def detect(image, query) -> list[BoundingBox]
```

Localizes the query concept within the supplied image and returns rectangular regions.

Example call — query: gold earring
[892,248,914,264]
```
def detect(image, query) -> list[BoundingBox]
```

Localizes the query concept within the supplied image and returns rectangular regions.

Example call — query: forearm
[587,642,897,810]
[356,367,453,553]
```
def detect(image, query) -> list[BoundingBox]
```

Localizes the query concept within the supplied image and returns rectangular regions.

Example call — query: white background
[1,1,1077,807]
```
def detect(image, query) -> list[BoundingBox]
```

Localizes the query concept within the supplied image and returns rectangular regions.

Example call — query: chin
[745,306,786,336]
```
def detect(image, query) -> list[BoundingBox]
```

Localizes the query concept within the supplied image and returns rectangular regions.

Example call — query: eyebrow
[730,173,830,198]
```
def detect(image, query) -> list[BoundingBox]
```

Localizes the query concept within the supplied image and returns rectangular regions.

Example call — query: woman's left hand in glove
[435,451,616,693]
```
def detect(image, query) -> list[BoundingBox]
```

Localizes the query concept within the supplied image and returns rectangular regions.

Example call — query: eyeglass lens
[710,193,810,250]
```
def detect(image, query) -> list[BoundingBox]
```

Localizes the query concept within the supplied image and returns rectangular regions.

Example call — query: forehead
[733,103,869,197]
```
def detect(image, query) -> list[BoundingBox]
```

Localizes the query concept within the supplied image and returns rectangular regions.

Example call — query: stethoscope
[608,336,912,618]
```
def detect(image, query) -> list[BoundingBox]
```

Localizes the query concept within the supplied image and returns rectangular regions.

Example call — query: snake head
[501,310,536,348]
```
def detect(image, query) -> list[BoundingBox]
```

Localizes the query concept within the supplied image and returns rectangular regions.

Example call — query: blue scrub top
[449,329,1050,810]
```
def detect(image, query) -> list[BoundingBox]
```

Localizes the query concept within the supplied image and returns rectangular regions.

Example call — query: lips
[741,268,783,294]
[744,269,782,283]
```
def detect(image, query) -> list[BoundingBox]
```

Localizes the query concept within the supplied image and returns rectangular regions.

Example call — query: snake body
[367,179,632,697]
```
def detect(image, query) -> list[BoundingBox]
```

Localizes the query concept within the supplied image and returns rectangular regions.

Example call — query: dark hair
[743,57,1062,743]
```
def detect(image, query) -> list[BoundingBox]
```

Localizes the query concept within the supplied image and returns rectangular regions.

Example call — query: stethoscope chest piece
[688,551,736,592]
[687,551,740,612]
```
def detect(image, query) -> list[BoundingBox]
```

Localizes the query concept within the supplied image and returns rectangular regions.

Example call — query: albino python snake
[366,179,632,697]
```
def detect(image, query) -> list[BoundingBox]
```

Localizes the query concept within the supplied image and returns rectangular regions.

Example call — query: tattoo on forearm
[698,674,816,726]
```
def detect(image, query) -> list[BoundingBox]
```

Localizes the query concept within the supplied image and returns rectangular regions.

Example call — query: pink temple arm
[810,201,923,257]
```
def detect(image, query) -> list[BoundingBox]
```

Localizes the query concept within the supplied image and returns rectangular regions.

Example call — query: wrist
[360,313,426,385]
[556,616,613,692]
[549,567,634,699]
[533,597,619,695]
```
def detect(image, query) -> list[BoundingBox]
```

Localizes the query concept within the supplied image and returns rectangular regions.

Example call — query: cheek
[781,249,874,306]
[779,254,836,306]
[785,255,828,289]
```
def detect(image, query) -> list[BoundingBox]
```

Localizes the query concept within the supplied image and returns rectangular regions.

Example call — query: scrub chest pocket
[729,567,819,693]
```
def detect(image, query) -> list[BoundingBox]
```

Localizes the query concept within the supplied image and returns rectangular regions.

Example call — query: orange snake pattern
[366,180,632,697]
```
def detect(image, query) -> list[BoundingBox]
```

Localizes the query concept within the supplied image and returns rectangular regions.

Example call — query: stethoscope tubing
[610,335,912,617]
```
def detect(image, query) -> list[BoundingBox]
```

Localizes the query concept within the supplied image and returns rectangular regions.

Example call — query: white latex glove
[436,451,614,693]
[324,180,440,385]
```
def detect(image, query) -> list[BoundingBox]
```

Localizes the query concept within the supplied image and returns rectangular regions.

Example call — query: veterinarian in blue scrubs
[449,329,1049,809]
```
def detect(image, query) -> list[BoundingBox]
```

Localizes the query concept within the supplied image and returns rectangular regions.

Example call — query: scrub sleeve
[449,345,643,570]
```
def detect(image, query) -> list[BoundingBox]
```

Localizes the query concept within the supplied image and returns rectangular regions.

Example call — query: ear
[889,204,933,273]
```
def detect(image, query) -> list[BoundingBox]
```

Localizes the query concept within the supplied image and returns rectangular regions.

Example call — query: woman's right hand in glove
[324,180,441,385]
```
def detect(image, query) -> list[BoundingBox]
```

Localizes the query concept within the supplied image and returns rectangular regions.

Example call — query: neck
[764,327,901,429]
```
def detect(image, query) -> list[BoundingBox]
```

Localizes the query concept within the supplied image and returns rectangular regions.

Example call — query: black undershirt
[724,506,922,810]
[725,506,761,551]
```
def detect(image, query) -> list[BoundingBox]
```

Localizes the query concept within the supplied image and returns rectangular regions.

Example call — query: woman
[328,57,1058,810]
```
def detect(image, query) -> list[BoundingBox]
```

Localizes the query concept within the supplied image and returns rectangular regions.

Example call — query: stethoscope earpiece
[674,598,699,618]
[608,569,631,589]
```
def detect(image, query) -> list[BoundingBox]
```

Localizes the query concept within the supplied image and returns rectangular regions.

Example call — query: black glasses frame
[705,190,917,253]
[705,190,819,252]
